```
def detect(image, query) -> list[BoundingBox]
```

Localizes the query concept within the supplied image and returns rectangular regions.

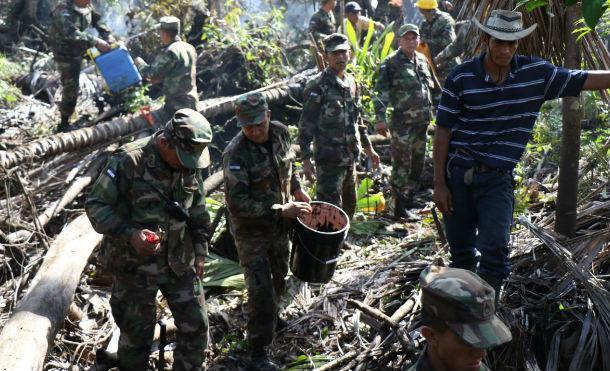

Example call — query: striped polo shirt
[436,53,588,170]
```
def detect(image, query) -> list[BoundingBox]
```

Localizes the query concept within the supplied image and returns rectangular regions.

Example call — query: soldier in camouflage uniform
[135,17,199,127]
[415,0,458,85]
[374,0,404,35]
[435,20,473,71]
[223,93,312,370]
[187,1,211,46]
[299,33,380,219]
[374,24,436,218]
[48,0,112,132]
[309,0,337,50]
[85,109,212,370]
[405,265,512,371]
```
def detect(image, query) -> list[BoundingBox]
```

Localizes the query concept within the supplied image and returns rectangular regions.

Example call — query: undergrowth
[0,53,24,108]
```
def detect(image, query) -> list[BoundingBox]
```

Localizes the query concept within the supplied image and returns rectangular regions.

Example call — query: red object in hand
[145,232,160,244]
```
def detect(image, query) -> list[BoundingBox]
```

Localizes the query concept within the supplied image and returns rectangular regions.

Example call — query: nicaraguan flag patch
[106,168,116,179]
[229,164,241,171]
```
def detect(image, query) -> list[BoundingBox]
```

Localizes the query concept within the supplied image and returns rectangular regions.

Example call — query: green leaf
[381,32,395,60]
[349,220,385,236]
[357,177,374,199]
[583,0,607,29]
[201,253,245,290]
[344,19,360,54]
[524,0,548,11]
[358,20,375,64]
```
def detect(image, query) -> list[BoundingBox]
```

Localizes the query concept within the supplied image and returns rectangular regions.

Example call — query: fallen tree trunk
[0,214,103,371]
[0,74,311,170]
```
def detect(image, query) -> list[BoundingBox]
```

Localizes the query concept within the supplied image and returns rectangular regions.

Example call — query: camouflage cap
[164,108,212,169]
[235,92,269,127]
[323,33,351,52]
[419,265,512,349]
[160,16,181,34]
[399,23,420,37]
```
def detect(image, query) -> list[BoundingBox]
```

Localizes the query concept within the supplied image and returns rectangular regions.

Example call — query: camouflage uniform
[138,17,199,126]
[435,20,472,69]
[223,94,301,353]
[374,28,434,202]
[405,265,512,371]
[419,9,458,84]
[309,8,336,49]
[299,63,372,219]
[85,109,212,370]
[48,0,109,127]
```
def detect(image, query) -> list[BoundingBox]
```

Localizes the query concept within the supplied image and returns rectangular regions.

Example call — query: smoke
[93,0,144,38]
[238,0,315,30]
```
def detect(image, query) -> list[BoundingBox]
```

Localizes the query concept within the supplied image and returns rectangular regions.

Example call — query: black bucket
[290,201,350,283]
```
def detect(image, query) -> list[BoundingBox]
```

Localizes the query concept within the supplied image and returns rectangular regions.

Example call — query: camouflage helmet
[323,33,351,53]
[235,92,269,127]
[419,265,512,349]
[164,108,212,169]
[160,16,181,34]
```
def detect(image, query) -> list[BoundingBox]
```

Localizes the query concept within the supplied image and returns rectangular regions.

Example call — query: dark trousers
[110,270,209,370]
[55,57,81,121]
[316,163,357,219]
[443,163,514,282]
[234,233,289,350]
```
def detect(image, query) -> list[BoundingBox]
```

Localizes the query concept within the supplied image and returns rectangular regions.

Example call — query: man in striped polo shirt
[433,9,610,301]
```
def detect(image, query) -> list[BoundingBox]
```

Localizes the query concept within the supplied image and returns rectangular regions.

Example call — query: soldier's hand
[433,184,453,215]
[302,159,316,183]
[129,229,160,256]
[376,121,388,136]
[281,201,312,219]
[195,255,205,278]
[293,188,312,203]
[95,38,111,52]
[134,57,146,68]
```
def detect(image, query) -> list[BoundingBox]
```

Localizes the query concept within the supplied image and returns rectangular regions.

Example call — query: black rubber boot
[90,349,119,371]
[275,315,288,333]
[248,348,280,371]
[394,195,408,219]
[56,116,71,133]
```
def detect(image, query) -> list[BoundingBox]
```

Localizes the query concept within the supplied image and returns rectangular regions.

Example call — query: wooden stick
[314,350,358,371]
[346,299,395,327]
[389,298,416,325]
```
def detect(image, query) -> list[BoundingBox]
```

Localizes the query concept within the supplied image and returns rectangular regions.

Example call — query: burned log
[0,75,311,170]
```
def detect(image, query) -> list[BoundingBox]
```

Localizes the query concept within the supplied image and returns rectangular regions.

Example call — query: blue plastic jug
[94,48,142,94]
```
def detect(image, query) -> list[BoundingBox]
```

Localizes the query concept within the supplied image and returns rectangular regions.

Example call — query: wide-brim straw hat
[473,9,537,41]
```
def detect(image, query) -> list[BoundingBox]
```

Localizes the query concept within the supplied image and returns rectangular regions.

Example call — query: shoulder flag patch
[229,164,241,171]
[106,168,116,179]
[309,92,319,97]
